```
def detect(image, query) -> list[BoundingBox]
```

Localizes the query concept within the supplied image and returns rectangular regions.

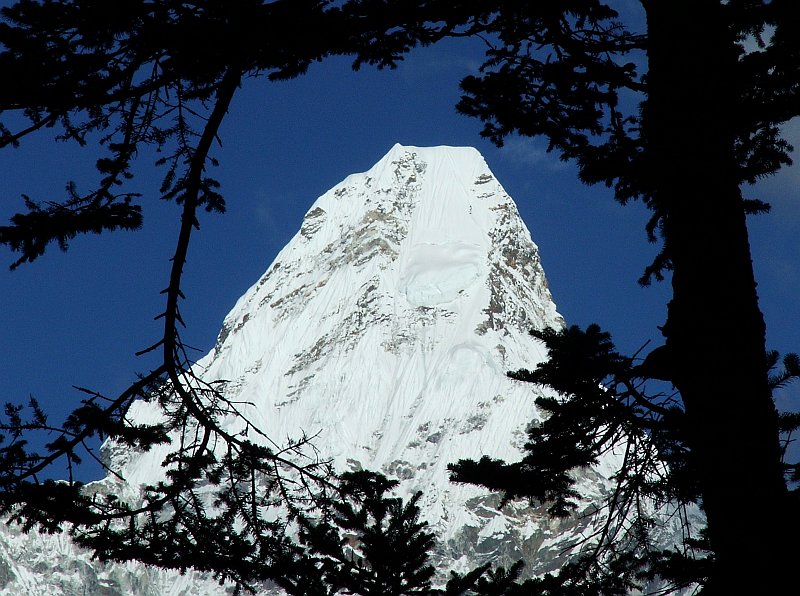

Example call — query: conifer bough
[1,1,799,593]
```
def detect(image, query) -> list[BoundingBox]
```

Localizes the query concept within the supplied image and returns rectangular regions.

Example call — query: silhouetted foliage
[438,1,800,593]
[451,324,800,592]
[0,0,470,590]
[451,326,701,592]
[276,471,437,595]
[2,1,800,593]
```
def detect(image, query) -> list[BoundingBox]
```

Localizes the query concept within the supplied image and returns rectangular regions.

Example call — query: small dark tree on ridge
[278,471,437,596]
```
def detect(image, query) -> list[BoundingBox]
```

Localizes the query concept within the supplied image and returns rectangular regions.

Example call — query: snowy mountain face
[0,145,624,593]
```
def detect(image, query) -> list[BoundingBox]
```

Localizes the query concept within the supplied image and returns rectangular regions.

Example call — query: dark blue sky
[2,27,799,478]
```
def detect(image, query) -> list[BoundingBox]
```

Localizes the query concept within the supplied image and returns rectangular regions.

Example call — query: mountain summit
[117,143,596,577]
[1,145,619,592]
[120,143,565,486]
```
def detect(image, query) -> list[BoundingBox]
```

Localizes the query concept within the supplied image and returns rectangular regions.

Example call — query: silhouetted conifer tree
[434,2,800,592]
[278,471,437,596]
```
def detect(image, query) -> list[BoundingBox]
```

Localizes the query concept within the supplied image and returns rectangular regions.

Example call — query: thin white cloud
[398,37,485,84]
[500,136,566,170]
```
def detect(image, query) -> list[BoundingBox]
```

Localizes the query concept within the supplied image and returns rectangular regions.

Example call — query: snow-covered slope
[114,144,615,577]
[0,523,222,595]
[0,144,622,592]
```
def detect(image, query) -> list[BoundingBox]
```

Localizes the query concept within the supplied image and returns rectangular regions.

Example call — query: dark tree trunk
[644,1,790,592]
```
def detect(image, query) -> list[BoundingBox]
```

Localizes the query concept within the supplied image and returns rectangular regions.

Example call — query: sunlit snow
[0,145,632,594]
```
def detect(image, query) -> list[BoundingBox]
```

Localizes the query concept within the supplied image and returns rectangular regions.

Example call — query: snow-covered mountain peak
[182,146,559,460]
[1,145,612,593]
[213,144,561,361]
[118,145,571,550]
[130,144,577,570]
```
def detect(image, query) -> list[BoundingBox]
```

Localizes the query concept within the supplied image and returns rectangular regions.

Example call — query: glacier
[0,144,636,593]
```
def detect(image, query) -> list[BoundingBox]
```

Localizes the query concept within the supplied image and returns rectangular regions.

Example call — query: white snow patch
[400,241,484,306]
